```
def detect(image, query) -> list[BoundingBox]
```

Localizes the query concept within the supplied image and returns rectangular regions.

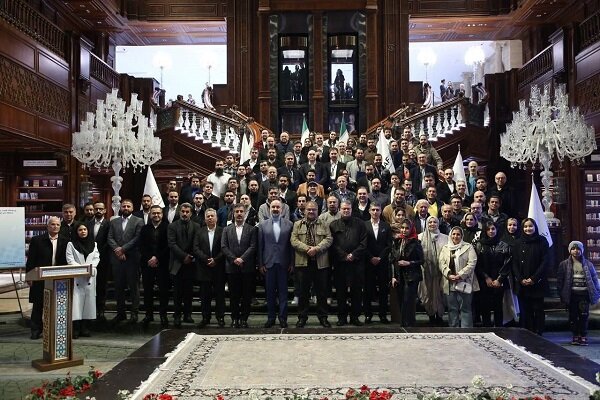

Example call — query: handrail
[228,106,271,144]
[579,9,600,51]
[517,45,553,88]
[90,53,120,89]
[175,100,241,127]
[365,105,412,136]
[0,0,66,58]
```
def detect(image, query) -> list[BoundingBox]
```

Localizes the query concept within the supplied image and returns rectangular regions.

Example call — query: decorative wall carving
[0,54,70,124]
[576,72,600,117]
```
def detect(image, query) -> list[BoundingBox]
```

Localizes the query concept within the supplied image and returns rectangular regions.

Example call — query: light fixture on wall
[417,47,437,83]
[71,89,162,217]
[500,83,596,225]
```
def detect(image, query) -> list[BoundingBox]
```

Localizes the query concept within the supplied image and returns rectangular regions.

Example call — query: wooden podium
[26,264,92,371]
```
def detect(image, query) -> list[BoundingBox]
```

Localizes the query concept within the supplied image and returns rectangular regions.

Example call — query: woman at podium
[66,225,100,338]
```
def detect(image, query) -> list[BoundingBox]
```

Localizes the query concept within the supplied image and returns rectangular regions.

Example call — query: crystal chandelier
[72,89,162,217]
[500,83,596,225]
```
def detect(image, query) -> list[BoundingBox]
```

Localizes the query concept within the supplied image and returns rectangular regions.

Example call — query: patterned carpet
[131,332,597,399]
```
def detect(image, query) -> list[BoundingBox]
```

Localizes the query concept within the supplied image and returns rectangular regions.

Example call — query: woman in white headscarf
[418,216,448,326]
[439,226,479,327]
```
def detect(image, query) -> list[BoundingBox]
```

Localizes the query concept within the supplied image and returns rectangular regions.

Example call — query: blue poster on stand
[0,208,25,269]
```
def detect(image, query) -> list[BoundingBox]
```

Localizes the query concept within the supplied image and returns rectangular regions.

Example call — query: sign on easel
[0,208,25,269]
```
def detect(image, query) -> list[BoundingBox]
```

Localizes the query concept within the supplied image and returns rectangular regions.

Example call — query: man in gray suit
[168,202,201,328]
[107,199,144,324]
[221,203,257,328]
[258,199,294,328]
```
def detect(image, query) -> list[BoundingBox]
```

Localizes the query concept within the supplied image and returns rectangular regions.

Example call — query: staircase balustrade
[160,100,244,155]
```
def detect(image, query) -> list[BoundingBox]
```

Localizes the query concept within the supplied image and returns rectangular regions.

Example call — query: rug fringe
[128,332,197,400]
[500,335,600,395]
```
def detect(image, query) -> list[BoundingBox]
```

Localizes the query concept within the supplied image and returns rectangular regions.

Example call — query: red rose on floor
[59,385,76,397]
[361,385,370,394]
[346,388,357,399]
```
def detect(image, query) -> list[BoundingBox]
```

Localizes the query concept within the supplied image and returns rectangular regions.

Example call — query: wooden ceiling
[44,0,586,45]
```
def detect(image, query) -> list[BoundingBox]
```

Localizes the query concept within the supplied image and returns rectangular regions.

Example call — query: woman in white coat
[66,224,99,338]
[438,226,479,328]
[418,216,448,326]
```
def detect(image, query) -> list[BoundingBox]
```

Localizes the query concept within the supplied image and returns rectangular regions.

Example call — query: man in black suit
[410,153,438,194]
[163,191,181,224]
[323,147,346,193]
[241,148,261,175]
[139,205,171,328]
[364,203,392,324]
[202,181,221,211]
[161,179,177,206]
[180,175,202,204]
[413,199,431,234]
[193,208,225,328]
[133,194,153,225]
[168,203,201,328]
[26,216,68,339]
[107,199,144,324]
[60,203,80,241]
[278,152,301,191]
[436,168,457,204]
[278,174,297,214]
[299,149,327,186]
[221,204,257,328]
[85,201,110,323]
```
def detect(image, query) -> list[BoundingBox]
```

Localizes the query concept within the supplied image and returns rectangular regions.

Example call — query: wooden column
[381,0,409,114]
[257,2,271,128]
[365,0,379,129]
[311,12,326,132]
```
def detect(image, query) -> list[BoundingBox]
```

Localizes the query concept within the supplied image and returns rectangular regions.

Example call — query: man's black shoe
[231,319,240,328]
[183,315,195,324]
[263,319,276,328]
[217,318,225,328]
[160,314,169,328]
[380,316,390,324]
[296,319,307,328]
[364,316,373,324]
[279,320,288,328]
[336,318,347,327]
[350,317,364,326]
[174,315,182,328]
[319,318,331,328]
[142,315,154,325]
[30,330,41,340]
[240,320,249,328]
[111,313,127,326]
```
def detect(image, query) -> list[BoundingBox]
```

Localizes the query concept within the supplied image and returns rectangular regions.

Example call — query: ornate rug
[131,333,597,399]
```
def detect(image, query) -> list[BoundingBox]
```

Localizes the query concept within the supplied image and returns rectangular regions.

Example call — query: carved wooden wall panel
[381,0,409,115]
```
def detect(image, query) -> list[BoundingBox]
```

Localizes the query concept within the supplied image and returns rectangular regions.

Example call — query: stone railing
[90,53,120,88]
[158,100,243,154]
[394,97,470,142]
[517,45,553,89]
[0,0,66,57]
[579,9,600,51]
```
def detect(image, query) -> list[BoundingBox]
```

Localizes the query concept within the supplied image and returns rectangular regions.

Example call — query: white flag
[452,148,468,194]
[142,167,165,209]
[527,181,553,247]
[376,129,395,173]
[339,116,349,144]
[239,131,252,165]
[300,114,310,145]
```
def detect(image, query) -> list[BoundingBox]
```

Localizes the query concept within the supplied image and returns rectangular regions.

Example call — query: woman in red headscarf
[390,218,424,327]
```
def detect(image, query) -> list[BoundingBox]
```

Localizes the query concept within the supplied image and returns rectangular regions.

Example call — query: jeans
[447,291,473,328]
[569,291,590,337]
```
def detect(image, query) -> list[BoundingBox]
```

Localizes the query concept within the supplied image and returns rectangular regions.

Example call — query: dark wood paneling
[261,0,368,11]
[0,21,35,68]
[37,116,70,147]
[0,102,37,136]
[38,50,69,89]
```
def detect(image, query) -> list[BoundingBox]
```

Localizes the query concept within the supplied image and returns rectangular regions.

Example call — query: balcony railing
[517,45,553,89]
[579,9,600,51]
[0,0,66,58]
[90,53,120,89]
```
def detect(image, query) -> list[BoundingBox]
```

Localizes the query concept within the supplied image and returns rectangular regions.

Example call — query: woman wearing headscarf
[389,218,423,327]
[460,212,480,245]
[418,216,448,326]
[557,241,600,346]
[439,226,479,327]
[512,217,549,335]
[66,224,100,338]
[500,217,520,247]
[473,221,512,327]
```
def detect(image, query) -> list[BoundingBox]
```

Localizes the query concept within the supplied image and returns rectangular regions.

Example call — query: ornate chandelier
[72,89,162,216]
[500,83,596,225]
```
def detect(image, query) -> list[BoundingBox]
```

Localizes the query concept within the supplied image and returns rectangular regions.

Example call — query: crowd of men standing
[26,126,525,336]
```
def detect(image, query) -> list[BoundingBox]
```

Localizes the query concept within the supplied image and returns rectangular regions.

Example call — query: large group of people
[25,127,600,344]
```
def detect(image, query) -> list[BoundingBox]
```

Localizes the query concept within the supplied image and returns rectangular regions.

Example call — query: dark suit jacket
[298,162,328,186]
[168,219,201,275]
[60,221,81,242]
[86,218,110,257]
[413,214,430,234]
[193,225,225,282]
[323,161,347,189]
[258,217,294,269]
[26,233,68,303]
[278,166,301,190]
[365,219,392,265]
[139,221,170,269]
[132,210,151,225]
[241,159,261,175]
[221,223,257,274]
[162,205,181,224]
[203,194,221,211]
[409,163,438,193]
[107,215,144,268]
[436,181,457,204]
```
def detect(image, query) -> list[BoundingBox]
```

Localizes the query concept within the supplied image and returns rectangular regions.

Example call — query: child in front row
[557,241,600,346]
